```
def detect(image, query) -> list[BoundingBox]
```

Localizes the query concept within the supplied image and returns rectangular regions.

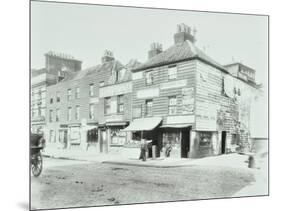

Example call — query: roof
[132,40,227,72]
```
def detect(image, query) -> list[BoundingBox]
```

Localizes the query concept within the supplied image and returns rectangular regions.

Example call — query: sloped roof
[133,40,227,72]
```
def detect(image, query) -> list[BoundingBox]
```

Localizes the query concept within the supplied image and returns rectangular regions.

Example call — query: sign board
[166,115,195,124]
[182,87,194,114]
[99,81,132,98]
[137,88,159,99]
[160,79,187,90]
[133,107,142,118]
[195,102,218,131]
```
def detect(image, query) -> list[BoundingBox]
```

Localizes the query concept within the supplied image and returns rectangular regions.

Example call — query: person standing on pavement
[139,139,147,161]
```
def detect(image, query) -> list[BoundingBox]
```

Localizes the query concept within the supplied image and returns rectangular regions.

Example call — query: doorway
[221,131,227,154]
[181,128,190,158]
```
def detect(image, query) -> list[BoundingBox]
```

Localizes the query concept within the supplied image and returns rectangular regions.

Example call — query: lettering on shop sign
[105,114,124,122]
[160,79,187,90]
[166,115,195,124]
[136,88,159,99]
[99,81,132,98]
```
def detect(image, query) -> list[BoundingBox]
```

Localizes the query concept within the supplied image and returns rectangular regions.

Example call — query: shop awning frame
[122,117,162,131]
[160,124,193,128]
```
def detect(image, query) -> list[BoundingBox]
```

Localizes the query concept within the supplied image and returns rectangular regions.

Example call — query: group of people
[139,139,173,161]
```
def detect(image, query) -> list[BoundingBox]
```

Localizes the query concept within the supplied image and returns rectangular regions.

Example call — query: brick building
[124,23,261,158]
[31,52,82,133]
[45,50,140,152]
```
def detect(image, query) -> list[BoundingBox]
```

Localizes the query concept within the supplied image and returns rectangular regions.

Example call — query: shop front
[123,117,162,158]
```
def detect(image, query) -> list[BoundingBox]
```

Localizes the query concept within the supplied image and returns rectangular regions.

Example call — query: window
[89,84,94,97]
[67,107,72,121]
[56,109,60,122]
[50,98,53,104]
[168,66,177,80]
[117,95,124,113]
[89,104,94,119]
[104,97,111,114]
[145,99,153,116]
[75,87,80,99]
[199,132,212,147]
[99,81,104,87]
[145,71,154,85]
[116,68,126,82]
[67,89,72,101]
[49,110,53,122]
[231,134,240,145]
[38,89,42,100]
[168,96,177,115]
[75,106,80,120]
[56,91,60,102]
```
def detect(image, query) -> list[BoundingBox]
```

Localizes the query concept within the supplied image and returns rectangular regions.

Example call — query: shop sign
[136,88,159,99]
[100,81,132,97]
[166,115,195,124]
[160,79,187,90]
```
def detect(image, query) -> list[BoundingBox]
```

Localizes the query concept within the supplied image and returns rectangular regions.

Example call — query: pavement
[43,146,252,169]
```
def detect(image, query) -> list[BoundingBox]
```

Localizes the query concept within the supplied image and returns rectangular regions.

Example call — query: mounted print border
[30,0,269,210]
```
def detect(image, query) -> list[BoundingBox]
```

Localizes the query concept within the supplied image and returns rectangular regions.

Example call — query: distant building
[31,52,82,134]
[124,23,261,158]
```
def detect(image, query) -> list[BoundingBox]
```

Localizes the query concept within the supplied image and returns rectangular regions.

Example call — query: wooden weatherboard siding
[132,60,196,124]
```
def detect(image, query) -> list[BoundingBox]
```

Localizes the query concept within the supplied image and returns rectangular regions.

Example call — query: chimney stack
[174,23,196,44]
[148,42,163,59]
[102,50,115,63]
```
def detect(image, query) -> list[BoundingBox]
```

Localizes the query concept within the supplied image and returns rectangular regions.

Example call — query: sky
[31,1,268,87]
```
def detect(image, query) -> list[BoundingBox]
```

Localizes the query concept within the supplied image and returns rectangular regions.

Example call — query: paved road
[31,157,255,210]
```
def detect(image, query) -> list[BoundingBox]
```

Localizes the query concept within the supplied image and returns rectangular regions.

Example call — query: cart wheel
[31,152,43,177]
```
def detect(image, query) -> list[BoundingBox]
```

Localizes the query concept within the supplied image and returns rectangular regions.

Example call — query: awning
[123,117,162,131]
[160,124,192,128]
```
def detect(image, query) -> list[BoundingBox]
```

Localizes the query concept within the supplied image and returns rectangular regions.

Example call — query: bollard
[152,145,156,160]
[248,155,256,168]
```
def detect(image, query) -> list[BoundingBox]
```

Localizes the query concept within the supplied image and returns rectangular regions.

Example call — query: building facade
[125,23,260,158]
[45,51,139,152]
[31,52,82,134]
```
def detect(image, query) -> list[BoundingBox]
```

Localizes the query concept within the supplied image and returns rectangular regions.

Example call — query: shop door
[100,130,108,153]
[221,131,227,154]
[181,128,190,158]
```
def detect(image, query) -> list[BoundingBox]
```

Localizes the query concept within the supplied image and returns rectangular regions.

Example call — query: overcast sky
[31,1,268,87]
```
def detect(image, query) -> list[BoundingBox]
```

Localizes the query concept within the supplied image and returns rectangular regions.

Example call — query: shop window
[163,132,181,149]
[104,97,111,115]
[117,95,124,113]
[50,98,53,104]
[145,71,154,85]
[168,66,177,80]
[145,99,153,116]
[168,96,177,115]
[87,129,98,143]
[110,128,126,145]
[199,132,212,147]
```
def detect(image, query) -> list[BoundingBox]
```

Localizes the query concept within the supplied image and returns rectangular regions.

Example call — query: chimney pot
[174,23,196,44]
[148,42,163,59]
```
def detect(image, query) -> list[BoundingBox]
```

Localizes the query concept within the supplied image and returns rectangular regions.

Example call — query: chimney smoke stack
[174,23,196,44]
[148,42,163,59]
[102,50,115,63]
